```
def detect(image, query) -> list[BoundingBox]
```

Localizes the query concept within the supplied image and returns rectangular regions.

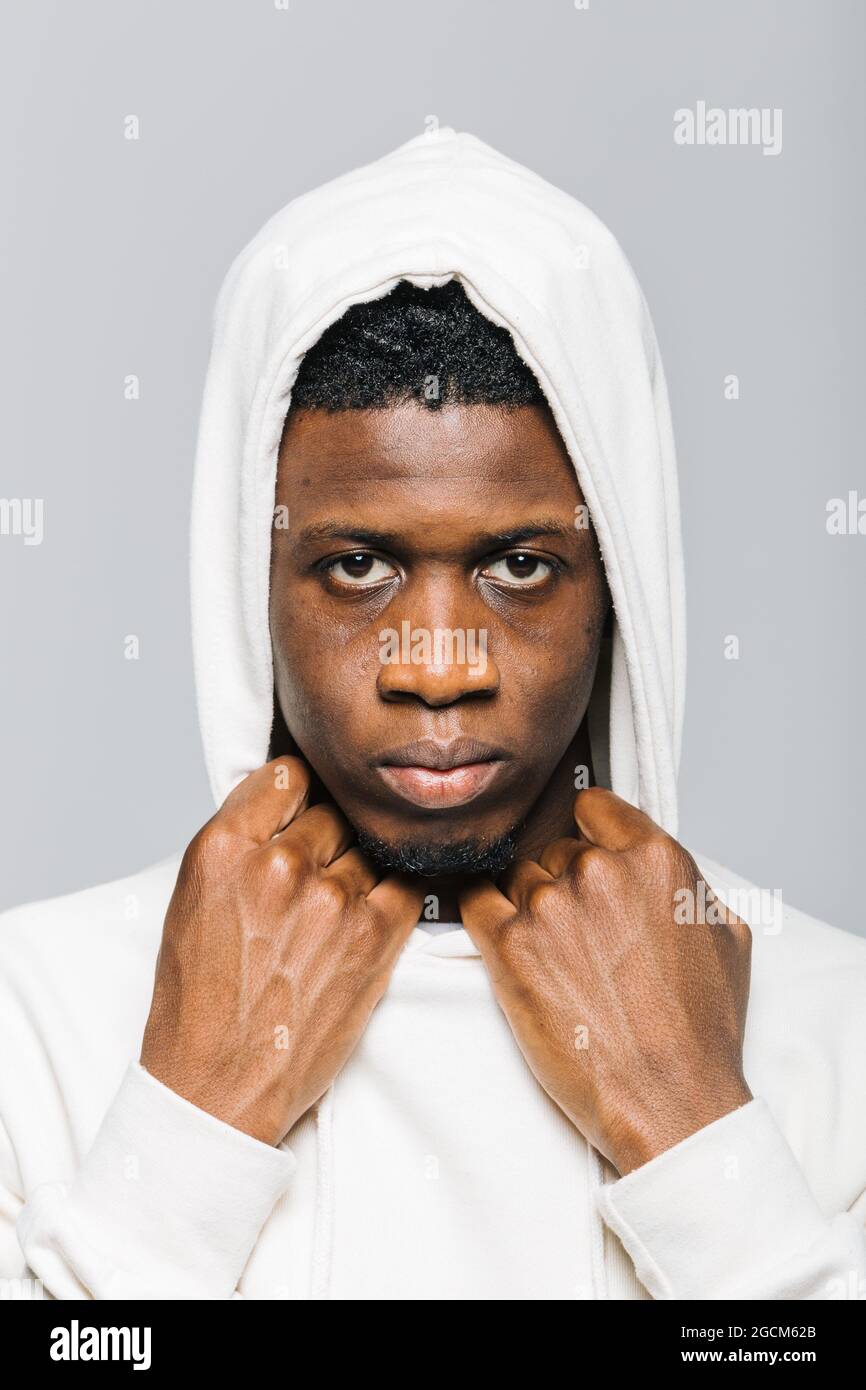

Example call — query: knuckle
[573,845,609,885]
[317,875,352,915]
[258,841,307,885]
[526,878,559,915]
[642,830,676,859]
[641,833,687,877]
[540,838,577,876]
[184,821,237,873]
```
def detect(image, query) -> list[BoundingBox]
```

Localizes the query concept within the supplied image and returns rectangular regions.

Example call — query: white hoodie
[2,129,865,1301]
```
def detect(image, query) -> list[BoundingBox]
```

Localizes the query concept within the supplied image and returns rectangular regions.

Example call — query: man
[2,130,865,1301]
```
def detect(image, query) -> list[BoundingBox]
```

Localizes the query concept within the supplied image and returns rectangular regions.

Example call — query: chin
[353,824,521,879]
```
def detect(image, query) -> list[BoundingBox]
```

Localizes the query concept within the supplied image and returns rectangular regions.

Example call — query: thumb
[367,873,427,944]
[458,877,514,946]
[219,756,311,844]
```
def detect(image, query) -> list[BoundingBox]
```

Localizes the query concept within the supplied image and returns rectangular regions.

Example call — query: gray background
[1,0,863,934]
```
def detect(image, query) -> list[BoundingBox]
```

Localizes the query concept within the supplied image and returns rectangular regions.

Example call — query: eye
[481,552,555,587]
[323,552,398,588]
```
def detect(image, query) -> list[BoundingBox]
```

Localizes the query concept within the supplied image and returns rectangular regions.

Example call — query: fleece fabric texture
[1,129,865,1300]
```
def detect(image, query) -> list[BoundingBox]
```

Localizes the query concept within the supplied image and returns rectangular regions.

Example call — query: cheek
[510,576,607,672]
[271,596,325,738]
[508,643,595,729]
[499,591,607,741]
[270,599,374,758]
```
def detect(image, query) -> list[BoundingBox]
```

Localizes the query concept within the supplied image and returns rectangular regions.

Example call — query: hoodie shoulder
[697,852,866,969]
[697,851,866,1026]
[0,856,181,1070]
[0,855,180,974]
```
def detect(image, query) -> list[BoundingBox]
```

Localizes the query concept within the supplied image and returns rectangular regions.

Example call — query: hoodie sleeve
[13,1062,297,1299]
[595,1096,866,1300]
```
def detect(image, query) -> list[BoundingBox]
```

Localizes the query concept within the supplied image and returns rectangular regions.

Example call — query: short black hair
[290,278,545,412]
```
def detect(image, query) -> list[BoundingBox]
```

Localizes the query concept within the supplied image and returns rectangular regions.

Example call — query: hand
[140,756,423,1146]
[459,788,753,1175]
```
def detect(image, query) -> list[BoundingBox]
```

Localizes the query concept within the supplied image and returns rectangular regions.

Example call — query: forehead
[275,402,581,523]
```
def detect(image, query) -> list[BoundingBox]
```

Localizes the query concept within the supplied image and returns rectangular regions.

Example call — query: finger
[572,786,659,851]
[498,857,554,911]
[323,847,378,897]
[218,757,311,844]
[538,835,586,877]
[367,873,426,940]
[276,803,354,867]
[458,877,515,940]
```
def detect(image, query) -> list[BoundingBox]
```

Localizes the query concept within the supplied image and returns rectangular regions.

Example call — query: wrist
[607,1077,754,1176]
[138,1054,290,1149]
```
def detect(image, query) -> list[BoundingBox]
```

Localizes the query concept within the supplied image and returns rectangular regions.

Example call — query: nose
[376,617,500,707]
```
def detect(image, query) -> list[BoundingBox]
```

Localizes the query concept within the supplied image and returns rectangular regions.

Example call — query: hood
[190,127,685,835]
[188,129,686,1299]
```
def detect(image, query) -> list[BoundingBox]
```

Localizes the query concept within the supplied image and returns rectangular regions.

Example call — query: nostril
[380,687,497,710]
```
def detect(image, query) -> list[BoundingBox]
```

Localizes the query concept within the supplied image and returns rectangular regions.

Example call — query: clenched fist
[140,757,423,1146]
[459,788,753,1175]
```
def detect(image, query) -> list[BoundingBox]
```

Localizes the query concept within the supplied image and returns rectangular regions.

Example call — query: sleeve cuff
[595,1097,858,1300]
[19,1061,297,1299]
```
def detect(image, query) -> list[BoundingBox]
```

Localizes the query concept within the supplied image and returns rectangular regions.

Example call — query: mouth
[373,737,510,810]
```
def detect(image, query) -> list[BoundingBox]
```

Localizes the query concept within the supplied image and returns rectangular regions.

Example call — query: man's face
[270,401,609,869]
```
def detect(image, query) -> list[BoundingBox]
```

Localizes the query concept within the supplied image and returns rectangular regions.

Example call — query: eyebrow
[296,519,578,548]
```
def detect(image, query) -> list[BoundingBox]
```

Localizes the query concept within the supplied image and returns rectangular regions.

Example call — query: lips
[374,738,509,810]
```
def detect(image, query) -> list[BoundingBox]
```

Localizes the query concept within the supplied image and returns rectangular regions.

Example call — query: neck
[422,720,595,924]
